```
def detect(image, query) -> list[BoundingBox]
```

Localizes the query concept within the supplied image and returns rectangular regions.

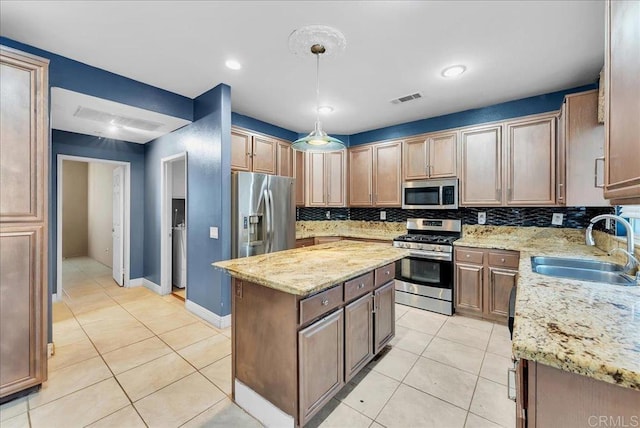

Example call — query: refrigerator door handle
[264,189,272,253]
[268,188,275,253]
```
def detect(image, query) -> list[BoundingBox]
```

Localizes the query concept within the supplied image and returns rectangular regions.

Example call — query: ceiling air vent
[391,92,423,104]
[73,106,164,131]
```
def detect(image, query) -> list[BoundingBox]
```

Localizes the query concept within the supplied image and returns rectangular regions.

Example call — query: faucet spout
[586,214,636,274]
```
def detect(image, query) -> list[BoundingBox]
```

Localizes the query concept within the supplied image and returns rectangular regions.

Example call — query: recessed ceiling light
[318,106,334,114]
[441,65,467,78]
[225,59,242,70]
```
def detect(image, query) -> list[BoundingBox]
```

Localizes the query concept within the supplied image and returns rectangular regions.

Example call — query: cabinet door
[373,142,402,207]
[460,125,502,206]
[0,226,47,397]
[429,132,457,178]
[565,91,608,206]
[293,150,305,206]
[298,309,344,426]
[604,0,640,203]
[230,130,252,172]
[403,138,428,180]
[455,263,483,315]
[276,141,292,177]
[506,117,556,205]
[348,146,373,206]
[252,136,277,175]
[373,281,395,354]
[306,152,326,207]
[0,49,48,223]
[326,151,346,207]
[344,294,374,382]
[485,268,516,321]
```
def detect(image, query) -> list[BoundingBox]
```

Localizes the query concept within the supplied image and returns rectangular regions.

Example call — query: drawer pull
[466,254,470,258]
[385,270,390,275]
[321,298,329,306]
[501,258,505,263]
[358,283,365,289]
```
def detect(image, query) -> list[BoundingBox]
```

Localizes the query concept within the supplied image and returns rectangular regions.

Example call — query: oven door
[395,255,453,292]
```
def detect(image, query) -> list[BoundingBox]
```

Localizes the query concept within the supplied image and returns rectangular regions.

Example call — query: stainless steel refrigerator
[231,172,296,258]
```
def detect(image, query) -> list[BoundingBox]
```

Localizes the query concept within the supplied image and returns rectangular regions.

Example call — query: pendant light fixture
[289,25,346,151]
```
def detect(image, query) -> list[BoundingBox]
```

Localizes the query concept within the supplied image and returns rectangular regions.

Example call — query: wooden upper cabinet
[604,0,640,204]
[348,146,373,206]
[460,125,503,206]
[231,129,252,172]
[403,132,456,180]
[293,150,305,206]
[562,91,609,207]
[305,150,346,207]
[403,138,428,180]
[252,136,277,175]
[505,117,556,205]
[326,151,346,207]
[373,141,402,206]
[277,141,292,177]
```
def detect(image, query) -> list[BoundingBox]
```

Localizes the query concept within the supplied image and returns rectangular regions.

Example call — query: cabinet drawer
[344,272,374,302]
[374,263,396,288]
[455,248,484,264]
[488,251,520,269]
[300,285,344,326]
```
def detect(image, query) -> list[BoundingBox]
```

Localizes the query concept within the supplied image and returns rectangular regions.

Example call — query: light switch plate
[380,211,387,220]
[209,226,218,239]
[551,213,564,226]
[478,212,486,225]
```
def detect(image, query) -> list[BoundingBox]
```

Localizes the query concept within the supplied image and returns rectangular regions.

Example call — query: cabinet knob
[501,258,505,263]
[385,270,390,275]
[321,298,329,306]
[358,283,365,289]
[466,254,470,258]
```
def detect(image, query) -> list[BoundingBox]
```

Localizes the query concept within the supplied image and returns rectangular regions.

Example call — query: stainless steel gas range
[392,218,461,315]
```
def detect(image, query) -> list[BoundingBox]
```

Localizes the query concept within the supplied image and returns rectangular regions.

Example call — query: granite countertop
[455,226,640,390]
[295,220,403,241]
[213,240,407,296]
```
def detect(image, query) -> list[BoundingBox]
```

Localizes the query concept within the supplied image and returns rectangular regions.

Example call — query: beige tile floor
[0,257,515,428]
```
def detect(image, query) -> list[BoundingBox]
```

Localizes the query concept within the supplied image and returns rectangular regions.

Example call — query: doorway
[160,153,188,300]
[56,155,131,298]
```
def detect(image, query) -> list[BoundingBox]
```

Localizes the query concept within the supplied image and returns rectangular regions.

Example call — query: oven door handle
[408,251,452,261]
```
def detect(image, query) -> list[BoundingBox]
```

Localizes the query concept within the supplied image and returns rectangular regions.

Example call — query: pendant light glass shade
[291,38,345,152]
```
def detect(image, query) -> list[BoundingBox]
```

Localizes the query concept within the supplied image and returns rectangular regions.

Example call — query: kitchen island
[455,226,640,426]
[213,240,407,427]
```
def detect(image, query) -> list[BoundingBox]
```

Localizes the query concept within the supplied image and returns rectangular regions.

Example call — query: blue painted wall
[350,83,598,145]
[232,112,297,141]
[52,131,146,289]
[144,84,232,316]
[0,37,192,120]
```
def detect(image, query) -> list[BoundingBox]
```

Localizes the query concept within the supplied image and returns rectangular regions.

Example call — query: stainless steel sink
[531,256,624,272]
[531,256,637,286]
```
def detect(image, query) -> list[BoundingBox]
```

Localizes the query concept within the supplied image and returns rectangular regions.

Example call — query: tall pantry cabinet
[0,46,50,399]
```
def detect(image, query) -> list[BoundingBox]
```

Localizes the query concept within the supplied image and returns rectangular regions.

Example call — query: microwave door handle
[439,185,443,205]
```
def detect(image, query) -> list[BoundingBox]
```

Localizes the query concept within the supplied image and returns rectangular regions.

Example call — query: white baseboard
[235,379,294,428]
[143,278,161,294]
[185,299,231,329]
[127,277,144,288]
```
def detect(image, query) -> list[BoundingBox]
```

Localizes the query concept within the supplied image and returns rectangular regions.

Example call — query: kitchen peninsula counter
[455,226,640,391]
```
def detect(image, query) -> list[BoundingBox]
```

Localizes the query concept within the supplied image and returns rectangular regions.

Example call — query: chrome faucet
[586,214,638,274]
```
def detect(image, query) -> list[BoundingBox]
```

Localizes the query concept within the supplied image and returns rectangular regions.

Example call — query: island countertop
[455,226,640,391]
[213,240,407,296]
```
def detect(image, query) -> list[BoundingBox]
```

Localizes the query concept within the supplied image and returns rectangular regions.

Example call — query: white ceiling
[1,1,605,135]
[51,88,191,143]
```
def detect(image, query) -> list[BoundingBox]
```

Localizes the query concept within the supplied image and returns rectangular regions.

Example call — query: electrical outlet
[209,226,218,239]
[551,213,564,226]
[380,211,387,220]
[325,210,331,220]
[478,212,486,225]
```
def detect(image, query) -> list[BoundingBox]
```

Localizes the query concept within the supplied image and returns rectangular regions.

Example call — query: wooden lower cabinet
[373,281,395,353]
[454,247,519,322]
[516,360,640,427]
[299,309,344,425]
[344,294,374,382]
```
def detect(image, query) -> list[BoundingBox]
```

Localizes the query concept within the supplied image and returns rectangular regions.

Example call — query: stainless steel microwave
[402,178,458,209]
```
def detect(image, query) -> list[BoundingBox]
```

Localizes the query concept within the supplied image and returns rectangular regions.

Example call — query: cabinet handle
[594,157,605,188]
[321,298,329,306]
[369,194,372,203]
[558,183,564,201]
[501,258,506,263]
[466,254,471,258]
[507,365,517,402]
[358,283,365,289]
[385,270,390,275]
[507,188,512,200]
[496,188,501,201]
